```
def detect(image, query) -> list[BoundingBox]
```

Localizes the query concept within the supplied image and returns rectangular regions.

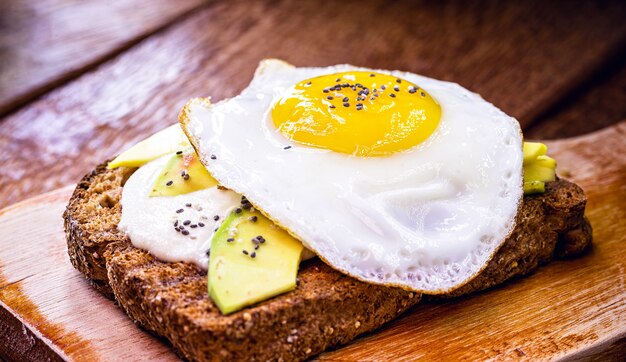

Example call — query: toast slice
[64,162,591,361]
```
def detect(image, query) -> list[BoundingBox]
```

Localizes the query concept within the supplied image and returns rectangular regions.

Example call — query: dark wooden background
[0,0,624,209]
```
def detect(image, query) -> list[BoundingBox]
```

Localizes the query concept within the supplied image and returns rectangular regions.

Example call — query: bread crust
[64,163,591,361]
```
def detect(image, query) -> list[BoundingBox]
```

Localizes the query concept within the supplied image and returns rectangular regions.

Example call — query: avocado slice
[522,142,556,195]
[523,180,545,194]
[523,142,548,165]
[208,208,303,315]
[534,155,557,169]
[524,154,556,184]
[108,124,191,168]
[150,149,218,197]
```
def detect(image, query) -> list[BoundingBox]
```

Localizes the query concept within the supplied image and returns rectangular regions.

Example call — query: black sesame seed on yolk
[271,71,442,157]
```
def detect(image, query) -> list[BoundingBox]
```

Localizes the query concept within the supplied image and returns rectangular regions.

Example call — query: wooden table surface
[0,0,625,360]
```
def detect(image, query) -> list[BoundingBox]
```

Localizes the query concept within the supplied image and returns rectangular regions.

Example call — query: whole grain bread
[64,162,591,361]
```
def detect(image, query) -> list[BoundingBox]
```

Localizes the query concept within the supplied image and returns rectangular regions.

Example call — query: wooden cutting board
[1,122,624,361]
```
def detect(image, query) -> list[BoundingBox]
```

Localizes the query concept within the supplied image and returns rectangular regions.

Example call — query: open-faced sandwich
[64,59,591,361]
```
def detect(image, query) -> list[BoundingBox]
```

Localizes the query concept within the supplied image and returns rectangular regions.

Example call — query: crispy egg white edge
[179,59,523,294]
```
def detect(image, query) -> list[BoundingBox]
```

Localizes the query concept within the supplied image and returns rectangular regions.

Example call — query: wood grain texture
[0,303,64,362]
[0,188,178,361]
[0,0,209,116]
[1,0,625,208]
[526,52,626,139]
[0,122,624,361]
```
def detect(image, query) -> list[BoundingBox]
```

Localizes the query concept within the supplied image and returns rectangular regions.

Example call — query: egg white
[118,155,241,269]
[181,59,523,293]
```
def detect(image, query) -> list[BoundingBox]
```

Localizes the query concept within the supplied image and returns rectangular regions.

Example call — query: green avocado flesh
[523,142,548,165]
[523,180,545,194]
[150,149,218,197]
[523,142,556,195]
[208,208,304,315]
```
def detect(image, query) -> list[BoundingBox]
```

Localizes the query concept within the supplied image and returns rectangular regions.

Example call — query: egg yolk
[271,71,441,156]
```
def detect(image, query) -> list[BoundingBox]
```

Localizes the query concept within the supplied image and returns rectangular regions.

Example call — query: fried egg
[181,59,523,293]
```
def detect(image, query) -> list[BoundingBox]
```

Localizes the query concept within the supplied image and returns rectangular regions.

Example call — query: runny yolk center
[271,71,442,157]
